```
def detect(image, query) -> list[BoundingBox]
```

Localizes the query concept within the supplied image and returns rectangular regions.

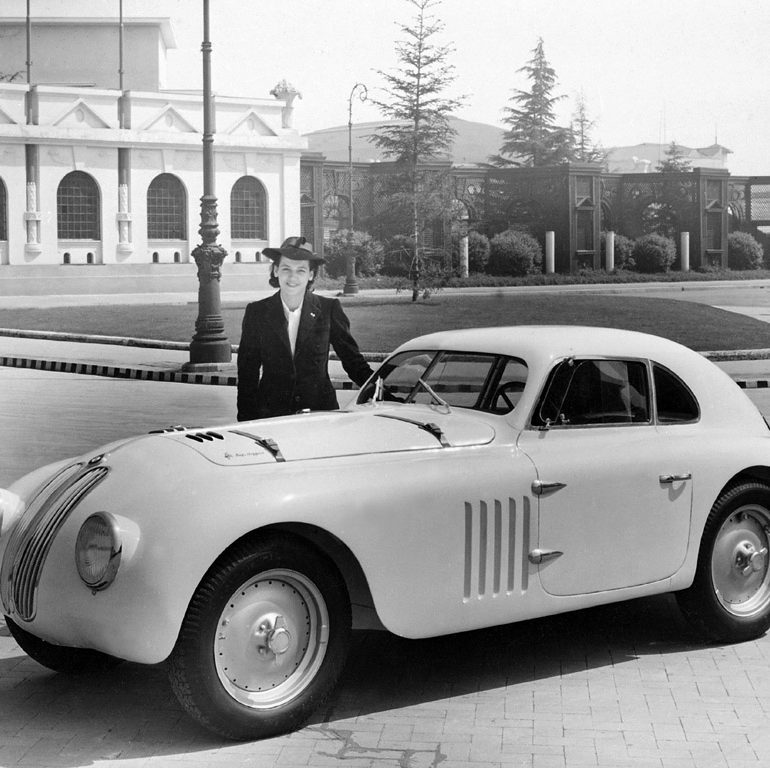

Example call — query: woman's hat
[262,236,325,263]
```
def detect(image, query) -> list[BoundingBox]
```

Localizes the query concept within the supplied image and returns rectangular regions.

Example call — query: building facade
[0,15,305,267]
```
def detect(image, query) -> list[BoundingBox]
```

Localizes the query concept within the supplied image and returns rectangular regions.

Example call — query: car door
[517,357,693,596]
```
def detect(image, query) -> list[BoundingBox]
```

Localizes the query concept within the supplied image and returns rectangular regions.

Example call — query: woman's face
[274,257,312,305]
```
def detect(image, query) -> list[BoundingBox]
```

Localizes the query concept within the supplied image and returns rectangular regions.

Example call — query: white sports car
[2,325,770,740]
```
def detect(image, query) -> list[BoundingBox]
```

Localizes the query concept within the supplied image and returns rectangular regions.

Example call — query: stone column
[24,145,41,257]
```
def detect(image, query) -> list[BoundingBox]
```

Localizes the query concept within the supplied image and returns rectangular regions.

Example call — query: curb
[2,328,770,390]
[0,355,359,390]
[0,328,389,363]
[2,353,767,390]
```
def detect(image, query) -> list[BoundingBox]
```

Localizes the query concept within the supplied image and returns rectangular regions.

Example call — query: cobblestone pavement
[1,593,769,768]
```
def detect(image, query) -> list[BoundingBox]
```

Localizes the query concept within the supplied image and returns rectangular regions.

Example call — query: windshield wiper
[415,377,451,413]
[229,430,285,462]
[374,413,450,447]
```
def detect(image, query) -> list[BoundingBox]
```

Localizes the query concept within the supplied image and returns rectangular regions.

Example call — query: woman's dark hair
[268,257,320,289]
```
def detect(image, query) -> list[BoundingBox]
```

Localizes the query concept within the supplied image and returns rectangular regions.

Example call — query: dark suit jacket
[237,291,374,420]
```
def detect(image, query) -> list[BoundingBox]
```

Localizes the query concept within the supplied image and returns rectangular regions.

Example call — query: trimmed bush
[488,229,543,276]
[601,231,635,271]
[632,233,676,273]
[728,231,764,270]
[323,229,384,279]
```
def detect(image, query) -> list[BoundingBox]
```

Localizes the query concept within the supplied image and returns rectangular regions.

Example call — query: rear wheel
[168,534,350,740]
[677,481,770,642]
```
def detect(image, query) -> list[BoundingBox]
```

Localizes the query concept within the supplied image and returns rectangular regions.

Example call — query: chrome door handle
[531,480,567,496]
[659,473,692,484]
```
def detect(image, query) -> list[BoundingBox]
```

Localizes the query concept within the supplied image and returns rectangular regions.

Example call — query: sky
[8,0,770,174]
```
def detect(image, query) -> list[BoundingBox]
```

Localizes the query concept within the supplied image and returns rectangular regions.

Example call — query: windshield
[358,350,527,414]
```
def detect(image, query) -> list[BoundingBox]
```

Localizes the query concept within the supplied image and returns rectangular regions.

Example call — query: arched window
[147,173,187,239]
[57,171,100,239]
[0,178,7,241]
[230,176,266,239]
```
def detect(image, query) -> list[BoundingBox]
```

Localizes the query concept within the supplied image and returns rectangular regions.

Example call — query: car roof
[392,325,765,432]
[394,325,697,364]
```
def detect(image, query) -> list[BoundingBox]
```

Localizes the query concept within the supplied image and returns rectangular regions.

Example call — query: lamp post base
[185,339,233,369]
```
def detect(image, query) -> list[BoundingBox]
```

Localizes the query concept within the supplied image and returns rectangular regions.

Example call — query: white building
[0,14,304,266]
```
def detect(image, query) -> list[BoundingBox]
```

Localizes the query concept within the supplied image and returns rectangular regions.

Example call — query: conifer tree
[656,141,692,172]
[571,92,606,166]
[493,38,571,167]
[369,0,464,299]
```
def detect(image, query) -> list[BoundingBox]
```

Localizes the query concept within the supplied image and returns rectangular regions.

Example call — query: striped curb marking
[0,355,357,389]
[1,354,765,391]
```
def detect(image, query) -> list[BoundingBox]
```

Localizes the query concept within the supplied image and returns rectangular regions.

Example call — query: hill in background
[304,116,505,165]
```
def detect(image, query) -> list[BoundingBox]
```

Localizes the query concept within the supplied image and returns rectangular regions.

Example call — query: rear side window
[653,364,699,423]
[532,359,651,427]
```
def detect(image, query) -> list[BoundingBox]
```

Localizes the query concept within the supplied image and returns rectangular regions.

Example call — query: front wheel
[168,534,351,740]
[677,481,770,642]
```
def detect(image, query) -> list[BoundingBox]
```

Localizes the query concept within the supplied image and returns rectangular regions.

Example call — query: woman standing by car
[237,236,374,421]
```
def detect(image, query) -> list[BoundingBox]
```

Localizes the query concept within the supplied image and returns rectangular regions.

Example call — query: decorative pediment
[225,110,276,137]
[141,105,199,134]
[52,99,111,129]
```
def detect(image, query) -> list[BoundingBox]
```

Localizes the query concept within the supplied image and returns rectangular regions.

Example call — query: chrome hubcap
[712,505,770,617]
[214,569,329,708]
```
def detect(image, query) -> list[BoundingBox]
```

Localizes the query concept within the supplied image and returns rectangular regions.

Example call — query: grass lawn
[3,292,770,352]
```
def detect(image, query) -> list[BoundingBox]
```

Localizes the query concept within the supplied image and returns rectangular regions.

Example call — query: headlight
[0,488,24,538]
[75,513,122,591]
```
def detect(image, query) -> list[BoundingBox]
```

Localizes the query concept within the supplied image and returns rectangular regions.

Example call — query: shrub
[632,233,676,273]
[601,231,635,271]
[728,231,764,270]
[451,230,491,274]
[487,229,543,276]
[323,229,384,279]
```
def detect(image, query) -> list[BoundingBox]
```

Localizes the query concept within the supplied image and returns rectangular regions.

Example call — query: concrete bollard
[606,231,615,272]
[545,231,555,274]
[680,232,690,272]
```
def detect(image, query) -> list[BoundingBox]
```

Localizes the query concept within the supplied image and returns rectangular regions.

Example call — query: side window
[653,364,699,423]
[533,359,650,427]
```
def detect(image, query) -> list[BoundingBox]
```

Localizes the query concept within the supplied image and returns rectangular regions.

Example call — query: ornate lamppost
[186,0,231,367]
[343,82,367,296]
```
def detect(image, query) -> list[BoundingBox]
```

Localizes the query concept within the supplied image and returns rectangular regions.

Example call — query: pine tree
[493,38,570,167]
[369,0,464,299]
[656,141,692,173]
[571,92,606,166]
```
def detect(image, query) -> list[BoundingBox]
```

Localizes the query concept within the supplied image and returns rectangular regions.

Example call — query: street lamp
[186,0,231,367]
[343,82,367,296]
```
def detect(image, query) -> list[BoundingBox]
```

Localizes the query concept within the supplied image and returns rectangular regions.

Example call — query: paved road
[3,366,770,767]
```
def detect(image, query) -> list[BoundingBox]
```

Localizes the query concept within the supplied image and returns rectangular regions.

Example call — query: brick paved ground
[2,593,769,768]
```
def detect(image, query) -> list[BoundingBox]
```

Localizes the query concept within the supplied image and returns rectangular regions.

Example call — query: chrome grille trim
[1,463,109,620]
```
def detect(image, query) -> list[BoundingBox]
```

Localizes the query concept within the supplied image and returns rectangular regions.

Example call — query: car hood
[151,406,496,466]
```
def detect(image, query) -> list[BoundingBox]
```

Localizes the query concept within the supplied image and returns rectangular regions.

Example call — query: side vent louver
[185,431,225,443]
[463,497,530,601]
